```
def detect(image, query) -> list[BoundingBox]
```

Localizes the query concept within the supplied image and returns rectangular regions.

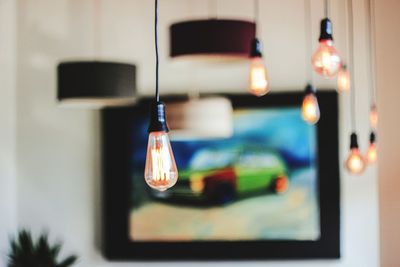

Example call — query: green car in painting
[163,148,289,205]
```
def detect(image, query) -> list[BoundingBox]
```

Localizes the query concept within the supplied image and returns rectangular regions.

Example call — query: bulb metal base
[350,132,359,149]
[148,101,169,133]
[319,18,333,41]
[370,131,376,144]
[250,38,263,58]
[304,83,316,95]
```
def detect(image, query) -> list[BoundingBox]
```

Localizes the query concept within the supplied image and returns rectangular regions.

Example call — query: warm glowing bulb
[366,143,377,164]
[312,40,342,78]
[345,148,366,174]
[302,93,320,124]
[370,105,378,129]
[337,66,350,92]
[249,57,269,97]
[144,131,178,191]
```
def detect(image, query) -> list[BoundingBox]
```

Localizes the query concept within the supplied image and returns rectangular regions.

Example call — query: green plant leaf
[7,230,78,267]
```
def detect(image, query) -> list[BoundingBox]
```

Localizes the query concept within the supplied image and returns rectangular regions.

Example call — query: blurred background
[0,0,399,266]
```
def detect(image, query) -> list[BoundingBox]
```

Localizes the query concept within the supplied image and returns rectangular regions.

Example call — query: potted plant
[7,230,77,267]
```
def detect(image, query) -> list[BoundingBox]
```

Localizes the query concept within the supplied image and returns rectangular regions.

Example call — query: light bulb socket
[250,38,263,58]
[370,131,376,144]
[304,83,316,95]
[148,101,169,133]
[319,18,333,41]
[350,132,359,149]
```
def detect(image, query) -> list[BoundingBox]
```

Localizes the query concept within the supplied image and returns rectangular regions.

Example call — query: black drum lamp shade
[57,61,137,107]
[170,19,256,61]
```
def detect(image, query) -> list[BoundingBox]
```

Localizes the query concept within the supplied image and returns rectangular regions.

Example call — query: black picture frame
[101,91,340,261]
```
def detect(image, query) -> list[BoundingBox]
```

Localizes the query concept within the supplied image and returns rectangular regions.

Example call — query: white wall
[2,0,380,266]
[0,0,17,264]
[375,0,400,266]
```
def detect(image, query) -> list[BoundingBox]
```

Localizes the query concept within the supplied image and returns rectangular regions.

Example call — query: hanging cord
[324,0,330,18]
[304,0,313,83]
[343,0,350,64]
[348,0,356,131]
[367,0,377,106]
[254,0,260,36]
[209,0,218,19]
[93,0,101,58]
[155,0,160,102]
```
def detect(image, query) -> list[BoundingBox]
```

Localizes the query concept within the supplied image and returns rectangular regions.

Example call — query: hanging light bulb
[337,64,351,92]
[345,133,366,174]
[144,0,178,192]
[301,84,320,124]
[248,38,269,97]
[370,104,378,129]
[145,102,179,191]
[366,131,377,165]
[311,18,342,78]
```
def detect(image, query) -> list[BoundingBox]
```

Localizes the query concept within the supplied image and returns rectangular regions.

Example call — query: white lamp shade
[166,97,233,140]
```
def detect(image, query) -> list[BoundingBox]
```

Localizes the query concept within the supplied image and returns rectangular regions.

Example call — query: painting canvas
[102,92,340,260]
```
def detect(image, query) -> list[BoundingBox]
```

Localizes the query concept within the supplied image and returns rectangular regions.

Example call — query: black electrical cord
[254,0,260,35]
[348,0,356,131]
[304,0,312,83]
[367,0,377,106]
[209,0,218,19]
[93,0,101,57]
[343,0,349,65]
[155,0,160,102]
[324,0,330,18]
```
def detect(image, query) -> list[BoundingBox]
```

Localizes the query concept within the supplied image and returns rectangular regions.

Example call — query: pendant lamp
[57,0,137,108]
[365,0,378,165]
[311,0,342,77]
[248,0,269,97]
[144,0,178,192]
[169,0,255,62]
[301,0,320,124]
[170,19,255,61]
[58,61,136,107]
[344,0,366,175]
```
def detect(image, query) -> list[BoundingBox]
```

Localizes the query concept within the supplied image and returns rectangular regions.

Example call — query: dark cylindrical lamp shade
[57,61,137,107]
[170,19,256,61]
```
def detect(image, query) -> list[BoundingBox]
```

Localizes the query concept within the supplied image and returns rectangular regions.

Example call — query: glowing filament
[249,57,269,97]
[345,148,366,174]
[144,131,178,191]
[312,40,342,78]
[302,93,320,124]
[366,143,377,164]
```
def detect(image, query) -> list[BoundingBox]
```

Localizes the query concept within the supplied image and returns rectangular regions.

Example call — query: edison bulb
[302,93,320,124]
[370,105,378,129]
[144,131,178,191]
[249,57,269,97]
[337,66,350,92]
[312,40,342,78]
[366,143,377,164]
[345,148,366,174]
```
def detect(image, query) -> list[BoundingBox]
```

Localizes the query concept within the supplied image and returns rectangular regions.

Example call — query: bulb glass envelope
[166,97,233,140]
[57,61,137,108]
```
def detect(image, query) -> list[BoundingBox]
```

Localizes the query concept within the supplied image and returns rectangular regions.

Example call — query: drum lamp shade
[170,19,256,61]
[57,61,137,108]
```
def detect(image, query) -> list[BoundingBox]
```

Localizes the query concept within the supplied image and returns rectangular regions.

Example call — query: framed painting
[102,91,340,260]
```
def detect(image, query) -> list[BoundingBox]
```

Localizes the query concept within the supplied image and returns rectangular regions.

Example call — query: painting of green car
[165,148,289,204]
